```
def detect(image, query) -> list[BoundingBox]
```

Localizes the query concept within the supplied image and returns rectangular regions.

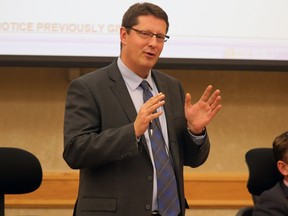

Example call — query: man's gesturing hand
[134,93,165,138]
[185,85,222,134]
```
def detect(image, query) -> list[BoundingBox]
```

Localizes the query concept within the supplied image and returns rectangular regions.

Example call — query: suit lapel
[107,61,150,155]
[108,60,137,123]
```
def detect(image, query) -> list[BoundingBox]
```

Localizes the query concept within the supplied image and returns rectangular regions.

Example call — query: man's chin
[143,59,157,69]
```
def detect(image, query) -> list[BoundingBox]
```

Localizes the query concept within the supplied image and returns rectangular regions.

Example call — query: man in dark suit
[253,131,288,216]
[63,2,222,216]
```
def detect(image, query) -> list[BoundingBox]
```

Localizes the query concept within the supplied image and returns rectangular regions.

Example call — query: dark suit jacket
[63,59,210,216]
[252,181,288,216]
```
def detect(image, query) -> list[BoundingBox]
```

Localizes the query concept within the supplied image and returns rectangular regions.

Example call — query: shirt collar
[117,57,153,91]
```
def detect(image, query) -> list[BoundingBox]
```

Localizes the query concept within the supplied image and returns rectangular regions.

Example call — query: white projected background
[1,0,288,61]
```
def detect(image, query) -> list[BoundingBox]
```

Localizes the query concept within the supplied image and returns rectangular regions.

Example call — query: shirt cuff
[187,128,206,145]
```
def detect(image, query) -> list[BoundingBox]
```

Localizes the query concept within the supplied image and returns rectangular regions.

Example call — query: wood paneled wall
[6,172,252,209]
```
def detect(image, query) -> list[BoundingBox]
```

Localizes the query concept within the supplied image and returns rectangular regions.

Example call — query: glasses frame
[127,27,170,43]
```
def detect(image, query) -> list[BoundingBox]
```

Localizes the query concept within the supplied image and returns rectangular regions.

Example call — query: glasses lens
[129,28,169,42]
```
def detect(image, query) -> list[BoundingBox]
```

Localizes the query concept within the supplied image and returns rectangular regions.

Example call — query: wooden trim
[184,173,253,208]
[5,172,253,209]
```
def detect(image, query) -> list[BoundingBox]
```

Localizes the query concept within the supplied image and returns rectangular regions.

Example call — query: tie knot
[139,80,151,91]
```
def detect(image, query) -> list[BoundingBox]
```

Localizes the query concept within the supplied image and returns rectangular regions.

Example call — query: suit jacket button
[147,176,153,181]
[145,204,151,210]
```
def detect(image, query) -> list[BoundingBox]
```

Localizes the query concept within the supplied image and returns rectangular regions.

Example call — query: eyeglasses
[127,27,169,43]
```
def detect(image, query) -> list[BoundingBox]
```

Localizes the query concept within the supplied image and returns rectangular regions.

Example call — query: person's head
[119,2,169,78]
[273,131,288,178]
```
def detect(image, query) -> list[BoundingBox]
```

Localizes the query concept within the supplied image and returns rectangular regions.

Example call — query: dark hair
[121,2,169,33]
[273,131,288,162]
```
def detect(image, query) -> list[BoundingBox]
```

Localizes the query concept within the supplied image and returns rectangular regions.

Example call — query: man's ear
[120,27,127,44]
[277,160,288,176]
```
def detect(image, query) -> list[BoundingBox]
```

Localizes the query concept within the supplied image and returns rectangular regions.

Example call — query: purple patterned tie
[140,80,180,216]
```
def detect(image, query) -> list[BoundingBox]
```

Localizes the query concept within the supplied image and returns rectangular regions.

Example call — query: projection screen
[1,0,288,70]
